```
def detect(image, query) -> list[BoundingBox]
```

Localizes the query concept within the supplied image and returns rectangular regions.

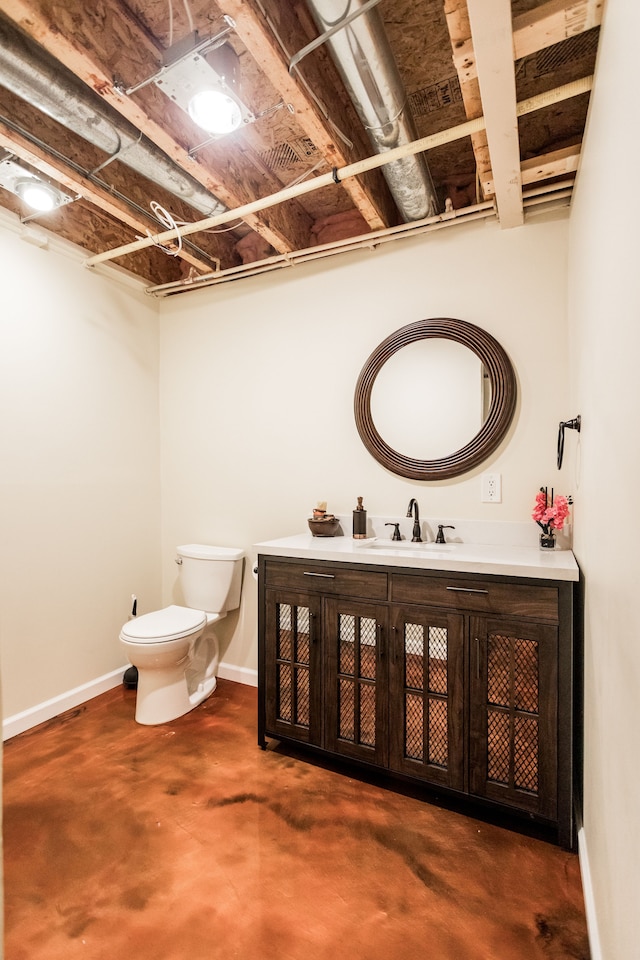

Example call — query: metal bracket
[557,415,581,469]
[288,0,385,72]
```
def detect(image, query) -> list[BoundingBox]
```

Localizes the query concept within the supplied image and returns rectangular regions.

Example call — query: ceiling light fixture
[0,157,72,214]
[124,20,255,141]
[156,41,254,137]
[187,87,242,135]
[15,178,60,212]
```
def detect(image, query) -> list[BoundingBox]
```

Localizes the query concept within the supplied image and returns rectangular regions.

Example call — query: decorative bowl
[308,517,340,537]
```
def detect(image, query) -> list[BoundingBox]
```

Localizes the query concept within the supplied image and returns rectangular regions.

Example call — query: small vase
[539,531,556,550]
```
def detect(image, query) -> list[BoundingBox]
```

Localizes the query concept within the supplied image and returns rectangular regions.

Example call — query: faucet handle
[436,524,455,544]
[385,522,402,541]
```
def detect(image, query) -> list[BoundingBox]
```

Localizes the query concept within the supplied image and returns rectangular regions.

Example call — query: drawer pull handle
[446,586,489,595]
[303,572,336,579]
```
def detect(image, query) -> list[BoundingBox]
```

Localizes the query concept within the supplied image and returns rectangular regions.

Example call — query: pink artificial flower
[532,490,548,523]
[532,489,572,532]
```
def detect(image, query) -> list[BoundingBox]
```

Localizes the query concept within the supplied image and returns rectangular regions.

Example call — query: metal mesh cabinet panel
[470,617,558,819]
[264,589,321,745]
[389,606,464,790]
[324,598,389,766]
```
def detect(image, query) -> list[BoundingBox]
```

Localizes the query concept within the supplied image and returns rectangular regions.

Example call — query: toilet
[120,544,244,725]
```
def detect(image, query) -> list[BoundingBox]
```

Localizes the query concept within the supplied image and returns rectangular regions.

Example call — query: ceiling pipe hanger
[288,0,385,72]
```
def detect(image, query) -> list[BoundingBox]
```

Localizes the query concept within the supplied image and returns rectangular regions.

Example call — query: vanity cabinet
[258,554,577,848]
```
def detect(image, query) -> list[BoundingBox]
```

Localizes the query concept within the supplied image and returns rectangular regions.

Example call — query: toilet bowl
[120,544,244,725]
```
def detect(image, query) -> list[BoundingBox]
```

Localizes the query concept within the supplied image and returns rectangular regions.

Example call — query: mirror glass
[354,318,517,481]
[370,339,486,460]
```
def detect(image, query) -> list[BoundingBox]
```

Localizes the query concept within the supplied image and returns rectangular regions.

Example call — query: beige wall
[0,230,162,719]
[567,0,640,957]
[159,215,570,675]
[1,7,637,955]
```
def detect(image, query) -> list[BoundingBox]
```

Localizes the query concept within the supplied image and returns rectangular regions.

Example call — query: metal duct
[0,13,226,217]
[305,0,439,221]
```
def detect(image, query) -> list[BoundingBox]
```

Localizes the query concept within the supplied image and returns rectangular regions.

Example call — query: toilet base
[120,613,223,726]
[134,665,218,725]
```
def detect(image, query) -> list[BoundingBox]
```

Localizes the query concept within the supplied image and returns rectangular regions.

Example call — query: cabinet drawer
[391,573,559,622]
[263,559,387,600]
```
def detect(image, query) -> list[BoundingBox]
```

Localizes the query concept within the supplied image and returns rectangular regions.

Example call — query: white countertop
[255,533,579,581]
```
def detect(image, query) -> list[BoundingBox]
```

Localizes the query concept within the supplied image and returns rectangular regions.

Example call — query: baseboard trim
[577,823,603,960]
[3,661,258,741]
[3,666,127,741]
[218,661,258,687]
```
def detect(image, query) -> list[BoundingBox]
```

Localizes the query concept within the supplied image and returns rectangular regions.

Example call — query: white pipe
[86,77,593,271]
[146,180,574,296]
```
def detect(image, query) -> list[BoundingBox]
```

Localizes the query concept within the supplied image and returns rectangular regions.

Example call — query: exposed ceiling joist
[0,0,315,254]
[446,0,600,208]
[222,0,397,232]
[0,1,601,289]
[482,143,581,196]
[513,0,604,60]
[84,74,592,272]
[0,124,222,274]
[467,0,522,228]
[444,0,491,192]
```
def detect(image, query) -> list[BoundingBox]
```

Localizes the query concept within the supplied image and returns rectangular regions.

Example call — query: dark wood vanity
[257,549,579,849]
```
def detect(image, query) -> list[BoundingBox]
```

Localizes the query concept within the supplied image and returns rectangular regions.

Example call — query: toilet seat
[120,605,207,644]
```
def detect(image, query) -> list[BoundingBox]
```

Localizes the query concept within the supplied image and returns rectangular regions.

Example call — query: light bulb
[16,179,59,212]
[188,89,242,135]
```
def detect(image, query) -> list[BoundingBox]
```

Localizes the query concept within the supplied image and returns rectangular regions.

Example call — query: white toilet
[120,544,244,725]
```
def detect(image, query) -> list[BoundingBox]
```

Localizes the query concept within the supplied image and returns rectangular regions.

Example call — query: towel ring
[557,415,581,469]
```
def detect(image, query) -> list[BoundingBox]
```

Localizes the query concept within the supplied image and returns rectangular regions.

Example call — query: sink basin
[367,540,455,551]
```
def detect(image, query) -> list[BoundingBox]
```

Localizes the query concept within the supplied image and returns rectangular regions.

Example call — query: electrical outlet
[481,472,502,503]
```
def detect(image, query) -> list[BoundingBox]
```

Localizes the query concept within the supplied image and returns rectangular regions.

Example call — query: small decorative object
[308,503,340,537]
[532,487,572,549]
[352,496,367,539]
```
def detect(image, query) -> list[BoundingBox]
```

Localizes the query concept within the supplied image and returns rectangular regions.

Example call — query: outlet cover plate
[481,472,502,503]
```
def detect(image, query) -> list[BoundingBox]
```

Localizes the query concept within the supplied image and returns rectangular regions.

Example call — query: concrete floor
[4,680,590,960]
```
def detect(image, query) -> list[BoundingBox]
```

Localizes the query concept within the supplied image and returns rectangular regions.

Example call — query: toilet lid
[120,605,207,643]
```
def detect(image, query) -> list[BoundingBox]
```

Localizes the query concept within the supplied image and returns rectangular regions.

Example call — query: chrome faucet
[406,498,422,542]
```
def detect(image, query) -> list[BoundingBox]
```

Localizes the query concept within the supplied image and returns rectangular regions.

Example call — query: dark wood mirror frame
[354,318,517,480]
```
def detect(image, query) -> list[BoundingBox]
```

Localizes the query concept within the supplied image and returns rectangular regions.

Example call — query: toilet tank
[176,544,244,614]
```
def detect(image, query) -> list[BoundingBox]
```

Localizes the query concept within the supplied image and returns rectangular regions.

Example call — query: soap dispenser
[352,497,367,539]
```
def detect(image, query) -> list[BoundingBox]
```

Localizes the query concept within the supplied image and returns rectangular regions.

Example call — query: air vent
[408,76,462,118]
[259,137,318,173]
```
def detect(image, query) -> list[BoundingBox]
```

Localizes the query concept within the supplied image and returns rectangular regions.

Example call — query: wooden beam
[444,0,491,192]
[83,75,592,269]
[467,0,523,228]
[482,144,581,195]
[0,0,315,254]
[445,0,600,201]
[0,125,223,274]
[513,0,604,61]
[223,0,396,231]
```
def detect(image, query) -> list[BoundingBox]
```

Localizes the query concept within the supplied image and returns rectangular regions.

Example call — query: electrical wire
[141,202,243,249]
[254,0,354,150]
[167,0,194,45]
[183,0,194,34]
[167,0,174,47]
[140,200,188,256]
[203,220,244,234]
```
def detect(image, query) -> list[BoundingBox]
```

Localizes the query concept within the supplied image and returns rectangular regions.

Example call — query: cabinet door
[388,605,465,790]
[264,588,322,746]
[324,598,389,767]
[469,616,558,820]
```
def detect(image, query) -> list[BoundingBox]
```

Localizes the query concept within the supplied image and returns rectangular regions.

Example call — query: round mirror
[354,318,517,480]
